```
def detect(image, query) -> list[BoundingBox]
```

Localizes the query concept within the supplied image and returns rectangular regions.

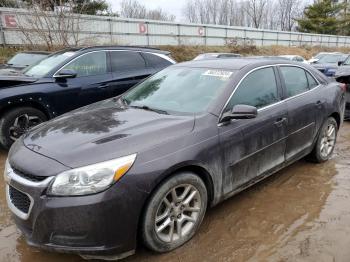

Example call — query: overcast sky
[107,0,187,21]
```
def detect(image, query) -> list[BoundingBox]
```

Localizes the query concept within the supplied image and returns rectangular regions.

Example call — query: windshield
[314,53,327,59]
[344,56,350,65]
[8,53,47,67]
[24,51,76,77]
[123,67,234,114]
[316,54,344,64]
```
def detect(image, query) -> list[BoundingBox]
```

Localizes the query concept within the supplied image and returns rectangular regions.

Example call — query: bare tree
[243,0,268,28]
[120,0,175,21]
[277,0,304,31]
[10,0,94,50]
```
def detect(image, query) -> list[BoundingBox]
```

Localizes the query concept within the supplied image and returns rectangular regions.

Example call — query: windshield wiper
[129,105,169,115]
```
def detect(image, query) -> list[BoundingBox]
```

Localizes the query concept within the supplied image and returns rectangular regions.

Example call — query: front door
[53,51,112,114]
[219,66,288,195]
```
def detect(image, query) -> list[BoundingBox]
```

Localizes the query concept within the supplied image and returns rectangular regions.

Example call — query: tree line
[1,0,350,35]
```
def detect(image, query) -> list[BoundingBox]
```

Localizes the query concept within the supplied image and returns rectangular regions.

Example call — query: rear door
[108,51,154,96]
[219,66,288,195]
[278,65,325,161]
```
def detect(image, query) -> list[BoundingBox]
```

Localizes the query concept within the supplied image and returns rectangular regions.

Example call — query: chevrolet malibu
[4,59,345,260]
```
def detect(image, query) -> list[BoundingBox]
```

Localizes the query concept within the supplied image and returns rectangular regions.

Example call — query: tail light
[339,83,347,92]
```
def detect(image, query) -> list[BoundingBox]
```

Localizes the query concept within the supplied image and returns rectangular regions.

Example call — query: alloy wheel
[9,114,43,141]
[155,184,202,243]
[320,122,336,158]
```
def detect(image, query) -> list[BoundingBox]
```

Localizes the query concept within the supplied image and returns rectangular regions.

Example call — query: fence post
[289,32,292,47]
[177,23,181,46]
[261,30,264,46]
[108,18,112,43]
[0,10,5,47]
[204,26,207,46]
[146,21,150,46]
[225,26,228,45]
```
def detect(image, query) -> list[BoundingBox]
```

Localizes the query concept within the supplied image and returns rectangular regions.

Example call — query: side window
[225,67,279,111]
[280,66,309,97]
[62,51,107,77]
[141,52,172,68]
[306,71,319,89]
[110,51,146,72]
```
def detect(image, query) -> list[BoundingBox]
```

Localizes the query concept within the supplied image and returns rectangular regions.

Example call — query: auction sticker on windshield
[203,70,233,80]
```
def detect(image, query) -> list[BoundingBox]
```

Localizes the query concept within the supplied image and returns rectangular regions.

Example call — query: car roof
[175,58,298,70]
[19,51,51,55]
[279,55,302,58]
[199,53,240,55]
[68,45,171,55]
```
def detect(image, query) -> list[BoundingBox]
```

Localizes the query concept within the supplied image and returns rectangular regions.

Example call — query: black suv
[0,46,175,149]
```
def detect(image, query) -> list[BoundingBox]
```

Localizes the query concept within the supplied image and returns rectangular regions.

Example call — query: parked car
[334,56,350,119]
[311,53,348,77]
[0,46,175,149]
[193,53,241,60]
[5,58,345,260]
[0,51,50,75]
[307,52,342,64]
[279,55,308,63]
[247,56,290,60]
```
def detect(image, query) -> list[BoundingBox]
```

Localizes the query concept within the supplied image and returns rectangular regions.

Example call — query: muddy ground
[1,123,350,262]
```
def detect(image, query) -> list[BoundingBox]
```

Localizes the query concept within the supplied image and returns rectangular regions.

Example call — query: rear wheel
[142,172,207,253]
[308,117,338,163]
[0,107,47,149]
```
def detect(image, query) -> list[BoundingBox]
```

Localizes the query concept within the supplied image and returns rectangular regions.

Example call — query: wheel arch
[0,101,53,119]
[329,112,341,129]
[136,162,215,245]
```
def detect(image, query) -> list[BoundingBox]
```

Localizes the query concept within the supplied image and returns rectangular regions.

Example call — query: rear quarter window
[141,53,172,68]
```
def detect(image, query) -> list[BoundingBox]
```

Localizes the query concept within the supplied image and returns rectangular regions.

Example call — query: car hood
[312,63,338,70]
[335,66,350,78]
[0,73,38,88]
[23,99,195,168]
[0,67,24,76]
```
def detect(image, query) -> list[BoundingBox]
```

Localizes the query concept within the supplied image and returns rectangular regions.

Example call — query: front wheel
[308,117,338,163]
[142,172,207,253]
[0,107,47,149]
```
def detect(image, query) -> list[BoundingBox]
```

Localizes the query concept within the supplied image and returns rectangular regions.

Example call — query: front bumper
[5,163,147,259]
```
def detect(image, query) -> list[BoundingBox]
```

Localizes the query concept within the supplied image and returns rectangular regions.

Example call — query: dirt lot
[1,123,350,262]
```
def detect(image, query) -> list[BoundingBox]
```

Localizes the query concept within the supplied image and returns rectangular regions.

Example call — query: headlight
[47,154,137,196]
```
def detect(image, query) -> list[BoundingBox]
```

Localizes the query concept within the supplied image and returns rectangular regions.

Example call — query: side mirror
[221,104,258,123]
[338,61,344,66]
[54,69,77,79]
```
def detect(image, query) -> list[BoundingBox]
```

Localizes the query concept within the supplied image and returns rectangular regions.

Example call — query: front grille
[9,186,31,214]
[12,168,47,182]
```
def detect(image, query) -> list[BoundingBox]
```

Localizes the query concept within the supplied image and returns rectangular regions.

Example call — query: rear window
[110,51,146,72]
[142,53,172,68]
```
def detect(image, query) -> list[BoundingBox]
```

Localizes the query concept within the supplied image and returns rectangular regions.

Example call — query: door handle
[274,117,287,127]
[98,84,109,89]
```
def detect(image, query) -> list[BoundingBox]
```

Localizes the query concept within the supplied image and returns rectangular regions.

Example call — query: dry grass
[1,44,350,64]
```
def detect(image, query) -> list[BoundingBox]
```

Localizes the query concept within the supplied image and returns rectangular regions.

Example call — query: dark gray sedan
[4,59,345,260]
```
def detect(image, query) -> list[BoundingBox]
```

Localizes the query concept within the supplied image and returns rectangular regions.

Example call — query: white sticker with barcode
[203,70,233,79]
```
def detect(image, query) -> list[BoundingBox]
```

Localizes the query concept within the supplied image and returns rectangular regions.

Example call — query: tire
[0,107,47,149]
[308,117,338,163]
[142,172,207,253]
